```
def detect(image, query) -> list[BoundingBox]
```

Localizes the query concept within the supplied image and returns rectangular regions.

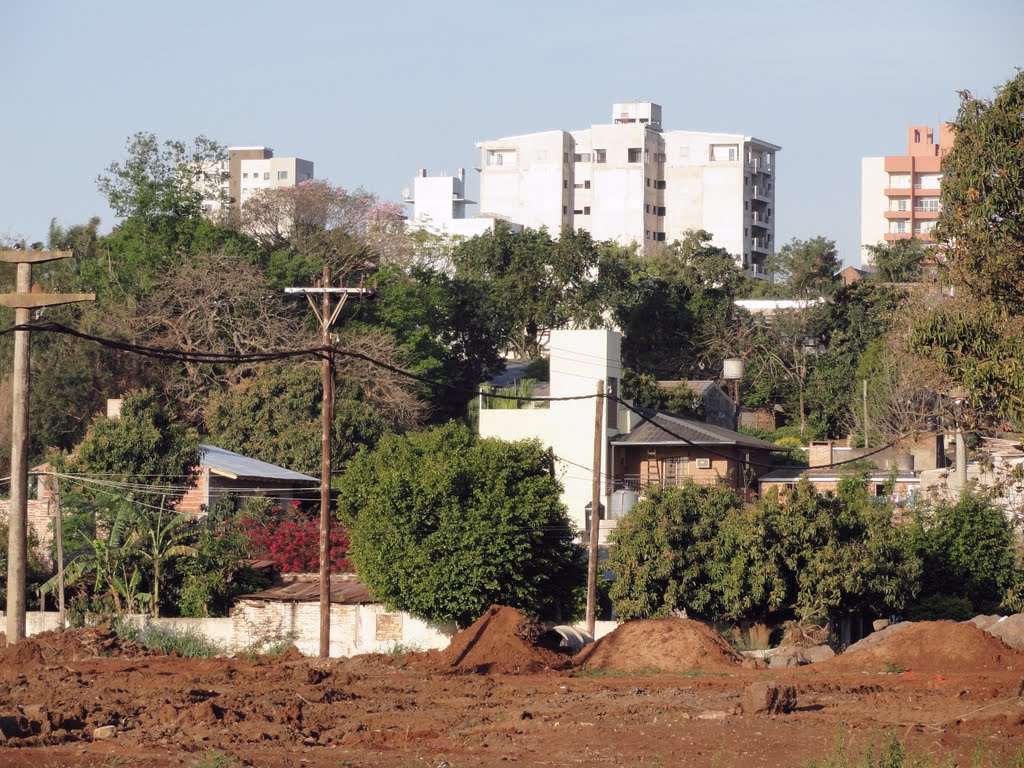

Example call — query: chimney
[457,168,465,182]
[808,441,833,468]
[418,168,427,178]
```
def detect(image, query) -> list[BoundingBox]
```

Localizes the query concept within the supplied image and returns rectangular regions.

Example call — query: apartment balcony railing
[751,211,771,226]
[751,237,771,251]
[752,185,772,200]
[609,474,724,494]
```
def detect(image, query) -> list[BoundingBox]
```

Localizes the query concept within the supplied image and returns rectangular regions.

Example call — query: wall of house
[0,499,55,569]
[759,479,920,503]
[620,447,738,488]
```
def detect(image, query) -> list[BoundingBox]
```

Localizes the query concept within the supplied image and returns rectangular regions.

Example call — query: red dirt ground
[1,616,1023,767]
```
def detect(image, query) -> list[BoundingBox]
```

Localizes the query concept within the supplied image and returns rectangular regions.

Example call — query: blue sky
[2,1,1020,266]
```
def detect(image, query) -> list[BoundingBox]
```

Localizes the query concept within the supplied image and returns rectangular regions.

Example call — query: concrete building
[201,146,314,215]
[402,168,515,238]
[476,101,780,275]
[860,124,953,268]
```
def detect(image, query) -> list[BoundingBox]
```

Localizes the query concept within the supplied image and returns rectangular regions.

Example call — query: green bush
[904,593,975,622]
[117,623,226,658]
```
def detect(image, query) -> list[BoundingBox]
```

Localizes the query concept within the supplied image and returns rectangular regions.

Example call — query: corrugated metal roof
[612,411,778,450]
[200,444,317,483]
[237,576,375,605]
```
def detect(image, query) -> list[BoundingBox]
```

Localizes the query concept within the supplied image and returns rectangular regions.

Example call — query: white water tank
[723,358,745,380]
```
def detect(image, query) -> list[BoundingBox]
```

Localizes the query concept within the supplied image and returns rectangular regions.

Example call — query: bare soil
[2,614,1023,767]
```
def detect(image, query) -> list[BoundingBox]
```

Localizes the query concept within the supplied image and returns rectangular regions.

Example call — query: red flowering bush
[235,500,350,574]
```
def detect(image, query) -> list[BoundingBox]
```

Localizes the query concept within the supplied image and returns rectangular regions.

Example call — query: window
[574,180,592,190]
[914,130,921,143]
[583,206,590,215]
[646,177,651,187]
[645,230,651,239]
[914,197,940,212]
[628,147,642,163]
[654,152,666,163]
[915,173,941,190]
[563,180,568,189]
[892,198,909,212]
[654,180,666,190]
[242,172,249,178]
[656,207,665,216]
[644,149,650,164]
[563,152,569,163]
[892,220,908,234]
[486,149,517,167]
[654,232,666,242]
[913,221,937,235]
[710,144,739,162]
[888,173,911,189]
[573,153,592,162]
[263,172,270,180]
[594,149,607,163]
[874,484,887,497]
[584,180,590,189]
[645,204,650,213]
[574,209,584,215]
[562,206,568,215]
[277,170,289,180]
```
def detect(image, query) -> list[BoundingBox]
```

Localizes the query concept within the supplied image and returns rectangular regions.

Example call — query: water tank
[723,358,745,380]
[609,489,640,520]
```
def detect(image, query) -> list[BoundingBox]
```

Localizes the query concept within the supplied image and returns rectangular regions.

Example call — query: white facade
[403,168,512,238]
[236,154,314,205]
[859,156,889,267]
[476,102,779,274]
[478,329,634,532]
[200,146,314,216]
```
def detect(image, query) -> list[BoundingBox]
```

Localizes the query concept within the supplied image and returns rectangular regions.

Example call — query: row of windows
[242,170,290,181]
[645,230,667,241]
[891,220,936,234]
[890,198,940,212]
[644,204,667,216]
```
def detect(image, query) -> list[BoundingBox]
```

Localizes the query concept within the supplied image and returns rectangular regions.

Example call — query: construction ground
[1,607,1023,767]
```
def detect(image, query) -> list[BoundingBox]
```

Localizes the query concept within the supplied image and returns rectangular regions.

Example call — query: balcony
[751,211,771,227]
[883,210,912,220]
[751,236,771,251]
[884,187,912,196]
[609,474,725,494]
[751,185,772,201]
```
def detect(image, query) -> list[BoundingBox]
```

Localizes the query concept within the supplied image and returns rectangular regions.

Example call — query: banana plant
[128,496,197,617]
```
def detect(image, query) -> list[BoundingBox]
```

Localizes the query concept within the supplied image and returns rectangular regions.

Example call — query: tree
[766,237,842,298]
[911,71,1024,423]
[451,224,615,358]
[864,238,928,283]
[935,71,1024,313]
[129,498,196,617]
[616,230,744,378]
[912,490,1017,614]
[608,478,920,624]
[204,363,393,473]
[338,423,583,626]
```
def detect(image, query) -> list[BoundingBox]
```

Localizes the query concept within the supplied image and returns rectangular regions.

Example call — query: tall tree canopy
[338,423,583,626]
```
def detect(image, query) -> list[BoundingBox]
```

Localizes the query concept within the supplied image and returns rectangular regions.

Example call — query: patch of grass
[125,624,227,658]
[191,750,241,768]
[803,730,1024,768]
[386,641,423,661]
[882,661,909,674]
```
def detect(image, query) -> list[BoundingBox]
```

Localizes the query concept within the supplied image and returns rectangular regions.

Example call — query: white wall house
[478,329,631,534]
[403,168,516,239]
[200,146,314,216]
[476,102,779,276]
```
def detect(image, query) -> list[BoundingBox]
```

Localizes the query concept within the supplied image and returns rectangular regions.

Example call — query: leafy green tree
[620,369,705,419]
[911,71,1024,422]
[912,490,1016,614]
[338,423,583,626]
[608,478,920,623]
[349,266,508,420]
[767,237,842,298]
[616,230,744,378]
[57,390,200,553]
[204,364,390,474]
[129,498,196,617]
[865,238,928,283]
[451,224,614,358]
[935,71,1024,313]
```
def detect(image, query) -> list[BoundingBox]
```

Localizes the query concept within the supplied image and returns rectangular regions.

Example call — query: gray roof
[199,444,317,484]
[759,467,920,484]
[611,411,778,450]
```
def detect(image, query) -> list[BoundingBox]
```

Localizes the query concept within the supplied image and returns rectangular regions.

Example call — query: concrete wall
[860,156,888,267]
[8,606,455,658]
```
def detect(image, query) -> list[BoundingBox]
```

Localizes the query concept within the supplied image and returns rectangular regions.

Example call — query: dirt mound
[0,625,146,672]
[574,617,744,672]
[412,605,571,674]
[824,620,1024,674]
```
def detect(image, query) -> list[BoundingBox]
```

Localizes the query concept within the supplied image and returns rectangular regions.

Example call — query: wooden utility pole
[285,268,371,658]
[585,379,605,637]
[51,473,66,628]
[863,379,869,450]
[0,249,93,645]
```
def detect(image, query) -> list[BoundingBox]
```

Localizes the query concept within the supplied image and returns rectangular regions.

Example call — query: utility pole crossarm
[0,250,72,264]
[0,293,96,309]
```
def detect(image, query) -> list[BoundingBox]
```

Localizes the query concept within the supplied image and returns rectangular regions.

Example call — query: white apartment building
[476,102,779,274]
[402,168,515,238]
[201,146,314,215]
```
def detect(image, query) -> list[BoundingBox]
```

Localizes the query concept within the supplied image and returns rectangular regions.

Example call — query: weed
[122,624,226,658]
[386,641,423,661]
[192,750,241,768]
[802,730,1024,768]
[882,661,909,674]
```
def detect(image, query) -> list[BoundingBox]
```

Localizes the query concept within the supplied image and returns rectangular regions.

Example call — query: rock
[741,682,797,715]
[801,644,836,664]
[983,615,1024,652]
[20,704,47,720]
[768,647,803,669]
[91,725,116,740]
[967,614,1001,631]
[741,656,767,670]
[518,711,533,720]
[697,710,729,720]
[872,619,891,632]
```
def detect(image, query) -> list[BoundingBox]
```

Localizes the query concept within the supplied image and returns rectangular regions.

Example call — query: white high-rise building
[476,102,779,275]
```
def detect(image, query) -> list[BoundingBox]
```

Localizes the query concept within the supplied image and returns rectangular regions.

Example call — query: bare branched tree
[334,328,426,431]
